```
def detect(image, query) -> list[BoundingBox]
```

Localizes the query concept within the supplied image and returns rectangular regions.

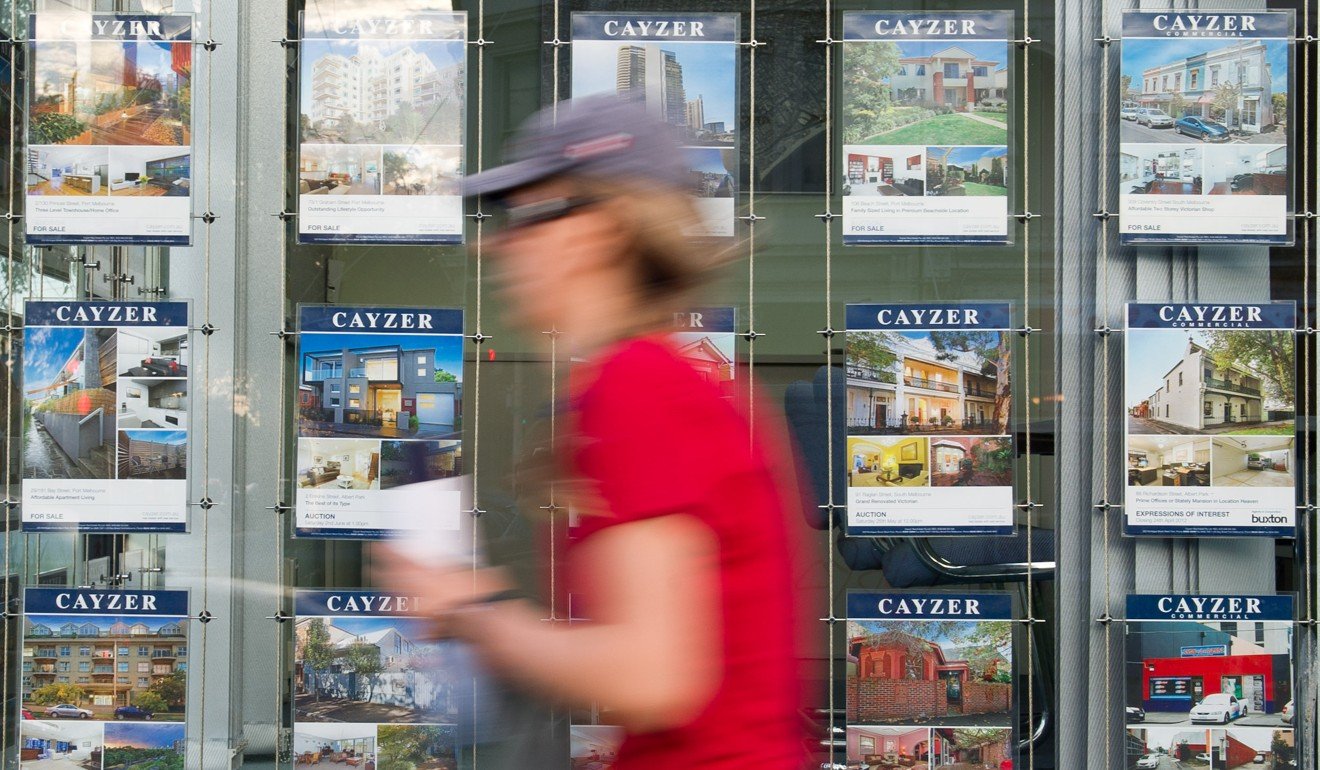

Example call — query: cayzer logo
[1155,305,1265,327]
[323,594,421,613]
[601,20,706,37]
[873,19,977,35]
[55,593,158,611]
[876,597,981,615]
[83,19,164,37]
[1156,596,1262,618]
[55,305,159,323]
[329,19,439,36]
[875,307,982,326]
[329,311,434,330]
[1152,15,1257,33]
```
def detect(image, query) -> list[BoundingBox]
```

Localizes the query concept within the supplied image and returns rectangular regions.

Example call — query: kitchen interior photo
[1128,436,1210,487]
[297,437,380,490]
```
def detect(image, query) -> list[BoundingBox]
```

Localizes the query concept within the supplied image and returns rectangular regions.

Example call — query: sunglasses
[495,196,600,231]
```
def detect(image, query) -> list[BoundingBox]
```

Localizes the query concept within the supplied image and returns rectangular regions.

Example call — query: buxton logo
[329,311,434,330]
[329,18,438,36]
[1152,15,1257,33]
[54,592,158,611]
[873,19,977,36]
[875,307,981,326]
[601,19,706,37]
[876,597,981,615]
[324,594,421,613]
[1156,305,1263,324]
[1156,596,1263,616]
[55,305,158,323]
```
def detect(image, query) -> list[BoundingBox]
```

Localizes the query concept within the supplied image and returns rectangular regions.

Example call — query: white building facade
[889,46,1008,108]
[310,47,460,128]
[1136,41,1275,133]
[1145,341,1264,430]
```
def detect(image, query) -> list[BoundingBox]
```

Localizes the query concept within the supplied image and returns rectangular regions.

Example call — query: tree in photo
[842,42,902,143]
[950,728,1008,751]
[30,112,88,145]
[343,641,385,703]
[1211,81,1244,130]
[301,617,336,702]
[434,368,457,383]
[971,438,1013,480]
[1167,92,1188,119]
[30,682,88,706]
[846,331,901,377]
[132,691,169,714]
[929,330,1011,432]
[148,670,187,712]
[378,724,456,770]
[1204,329,1295,407]
[1271,92,1288,129]
[956,620,1013,682]
[1120,74,1136,104]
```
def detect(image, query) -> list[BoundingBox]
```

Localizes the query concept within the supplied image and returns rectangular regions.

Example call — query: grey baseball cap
[463,95,692,199]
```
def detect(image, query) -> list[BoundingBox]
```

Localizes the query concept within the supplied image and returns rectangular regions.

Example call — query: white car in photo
[1136,754,1161,768]
[1189,692,1246,724]
[1136,108,1175,128]
[1121,106,1140,121]
[1280,699,1293,724]
[44,703,93,719]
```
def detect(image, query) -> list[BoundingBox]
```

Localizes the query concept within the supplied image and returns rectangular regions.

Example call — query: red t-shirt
[568,335,803,770]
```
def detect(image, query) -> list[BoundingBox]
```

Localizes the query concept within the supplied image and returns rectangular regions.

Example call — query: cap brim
[462,157,570,199]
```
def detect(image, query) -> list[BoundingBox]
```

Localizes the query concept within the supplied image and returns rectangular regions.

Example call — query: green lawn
[864,113,1008,145]
[972,110,1008,124]
[960,182,1008,196]
[1221,426,1294,436]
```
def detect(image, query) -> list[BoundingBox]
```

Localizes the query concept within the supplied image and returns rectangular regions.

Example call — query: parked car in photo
[1190,692,1246,723]
[21,708,34,719]
[45,703,93,719]
[1195,753,1212,765]
[114,704,154,720]
[1253,753,1266,764]
[1121,106,1140,121]
[1126,705,1146,722]
[1136,108,1175,128]
[1280,699,1293,724]
[1136,754,1161,768]
[1174,116,1229,141]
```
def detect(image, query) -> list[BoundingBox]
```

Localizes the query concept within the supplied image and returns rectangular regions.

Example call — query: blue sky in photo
[299,38,466,114]
[1122,39,1288,85]
[573,41,736,127]
[892,41,1007,68]
[123,429,187,445]
[23,326,83,395]
[105,722,186,749]
[1126,328,1203,408]
[686,147,730,174]
[27,615,184,631]
[315,615,432,642]
[131,41,180,84]
[854,619,1011,657]
[300,332,464,382]
[930,146,1008,166]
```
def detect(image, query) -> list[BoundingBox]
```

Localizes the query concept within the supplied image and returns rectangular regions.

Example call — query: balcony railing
[1203,375,1261,396]
[304,369,344,382]
[904,375,960,394]
[965,384,997,398]
[847,364,897,385]
[847,414,1002,434]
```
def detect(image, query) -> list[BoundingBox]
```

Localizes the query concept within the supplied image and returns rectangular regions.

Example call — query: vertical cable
[194,1,215,765]
[1,0,18,761]
[1018,2,1034,767]
[821,0,836,766]
[470,0,486,764]
[744,0,757,437]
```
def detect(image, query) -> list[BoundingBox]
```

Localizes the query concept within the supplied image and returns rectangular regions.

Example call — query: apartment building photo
[1130,335,1291,434]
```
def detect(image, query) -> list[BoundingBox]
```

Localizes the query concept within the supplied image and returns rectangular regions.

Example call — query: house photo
[571,725,623,770]
[118,430,187,480]
[847,726,930,768]
[102,722,186,770]
[672,329,735,382]
[23,326,117,480]
[843,145,925,197]
[1215,727,1292,770]
[930,437,1013,487]
[20,721,103,769]
[293,723,376,769]
[1205,145,1287,196]
[107,147,191,197]
[297,438,380,491]
[1126,727,1214,768]
[931,728,1013,770]
[1127,436,1211,488]
[1211,437,1293,488]
[381,145,462,196]
[299,144,382,196]
[926,146,1007,196]
[848,437,929,488]
[26,146,110,196]
[118,376,187,430]
[1121,145,1202,195]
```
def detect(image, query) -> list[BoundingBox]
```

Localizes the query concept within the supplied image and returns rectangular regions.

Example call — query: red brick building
[848,631,1011,723]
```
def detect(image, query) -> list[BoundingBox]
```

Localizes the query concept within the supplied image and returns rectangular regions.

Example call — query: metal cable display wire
[470,0,487,761]
[1,0,17,761]
[1096,3,1114,767]
[820,0,836,762]
[1018,1,1036,767]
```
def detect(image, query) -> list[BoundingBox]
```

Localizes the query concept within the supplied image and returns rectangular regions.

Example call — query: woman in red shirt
[379,96,805,770]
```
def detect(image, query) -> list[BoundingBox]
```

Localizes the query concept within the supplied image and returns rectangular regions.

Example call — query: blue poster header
[32,13,193,42]
[848,591,1012,621]
[1123,11,1292,39]
[1126,594,1294,622]
[843,11,1011,41]
[673,306,734,332]
[26,300,189,328]
[848,302,1012,331]
[25,588,189,617]
[1127,302,1295,330]
[573,12,738,42]
[296,589,427,617]
[299,305,464,335]
[301,10,466,40]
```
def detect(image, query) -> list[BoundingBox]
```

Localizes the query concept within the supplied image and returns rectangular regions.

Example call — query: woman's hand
[369,542,512,640]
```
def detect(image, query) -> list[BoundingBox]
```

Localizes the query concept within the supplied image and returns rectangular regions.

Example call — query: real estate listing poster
[846,592,1015,769]
[672,306,735,382]
[25,13,194,245]
[845,303,1014,536]
[294,590,464,768]
[841,12,1012,245]
[22,300,190,533]
[1125,302,1296,538]
[571,13,739,238]
[295,305,464,539]
[298,1,467,244]
[1119,11,1293,244]
[1124,594,1295,770]
[20,588,189,768]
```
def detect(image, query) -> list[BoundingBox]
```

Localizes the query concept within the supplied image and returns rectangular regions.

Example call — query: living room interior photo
[847,726,930,770]
[294,725,375,768]
[1205,144,1287,196]
[1211,436,1293,487]
[848,436,930,487]
[300,145,382,195]
[297,437,380,490]
[25,146,109,196]
[845,146,925,196]
[1121,146,1202,195]
[1127,436,1211,487]
[108,146,192,197]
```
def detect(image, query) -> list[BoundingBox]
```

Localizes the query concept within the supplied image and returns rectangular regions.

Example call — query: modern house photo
[102,722,186,770]
[299,144,382,195]
[847,726,930,768]
[1205,145,1287,196]
[1127,436,1211,488]
[107,146,192,197]
[118,376,187,430]
[929,437,1013,487]
[843,145,925,197]
[571,725,623,770]
[293,724,376,769]
[26,146,110,196]
[381,145,462,196]
[379,440,461,490]
[297,438,380,491]
[23,326,118,480]
[1121,145,1202,195]
[117,326,190,379]
[931,729,1013,770]
[1211,437,1293,488]
[926,146,1007,196]
[19,721,103,769]
[377,724,457,770]
[848,437,929,488]
[117,430,187,480]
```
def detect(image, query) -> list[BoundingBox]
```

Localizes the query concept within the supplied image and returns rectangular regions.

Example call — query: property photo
[22,614,188,721]
[571,725,623,770]
[29,36,191,146]
[26,146,110,196]
[848,436,930,488]
[1127,328,1294,436]
[118,377,187,430]
[1211,437,1293,488]
[846,330,1010,435]
[293,723,376,769]
[107,147,191,197]
[573,40,736,147]
[931,728,1013,769]
[300,37,465,147]
[926,147,1007,196]
[1205,145,1287,196]
[377,724,457,770]
[116,327,190,380]
[381,145,462,196]
[1126,726,1215,769]
[1120,145,1203,195]
[672,328,735,383]
[117,430,187,480]
[1126,617,1293,728]
[847,726,931,768]
[1121,37,1287,145]
[23,326,117,480]
[843,40,1009,146]
[686,147,735,198]
[294,615,460,723]
[379,440,461,490]
[843,145,926,197]
[299,144,382,196]
[1126,437,1211,488]
[846,618,1012,726]
[297,438,381,491]
[297,330,463,440]
[20,721,103,769]
[103,722,186,770]
[930,437,1013,487]
[1214,727,1295,770]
